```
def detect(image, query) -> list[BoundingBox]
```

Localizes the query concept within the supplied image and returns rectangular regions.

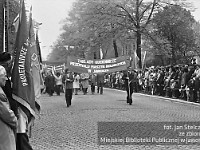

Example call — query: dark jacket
[90,74,97,85]
[122,71,134,86]
[97,73,104,84]
[45,75,55,89]
[63,74,74,89]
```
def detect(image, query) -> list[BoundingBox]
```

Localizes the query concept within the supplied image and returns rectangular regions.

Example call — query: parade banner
[42,61,66,73]
[67,56,128,74]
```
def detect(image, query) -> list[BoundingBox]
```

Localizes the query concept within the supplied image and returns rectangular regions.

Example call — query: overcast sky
[28,0,76,60]
[28,0,200,60]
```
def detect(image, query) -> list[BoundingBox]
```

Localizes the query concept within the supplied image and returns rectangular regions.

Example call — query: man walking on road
[62,69,74,107]
[97,73,104,94]
[90,73,96,94]
[122,69,135,105]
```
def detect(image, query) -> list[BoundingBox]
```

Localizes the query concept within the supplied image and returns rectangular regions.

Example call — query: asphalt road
[30,87,200,150]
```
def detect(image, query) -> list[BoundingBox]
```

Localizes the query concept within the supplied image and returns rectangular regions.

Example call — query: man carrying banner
[122,68,134,105]
[62,69,74,107]
[90,72,97,94]
[97,73,104,94]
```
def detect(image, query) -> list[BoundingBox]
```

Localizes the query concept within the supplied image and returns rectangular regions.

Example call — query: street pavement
[30,88,200,150]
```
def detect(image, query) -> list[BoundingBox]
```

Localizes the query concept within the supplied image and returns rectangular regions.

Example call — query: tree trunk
[113,39,118,57]
[135,0,142,69]
[171,48,176,65]
[160,55,165,66]
[94,51,97,59]
[171,34,176,65]
[136,30,142,68]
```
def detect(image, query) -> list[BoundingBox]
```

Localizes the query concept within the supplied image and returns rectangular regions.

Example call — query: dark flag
[28,6,41,113]
[12,0,36,119]
[36,31,45,96]
[36,31,42,63]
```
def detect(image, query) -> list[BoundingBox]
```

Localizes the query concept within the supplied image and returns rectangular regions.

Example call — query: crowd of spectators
[103,64,200,103]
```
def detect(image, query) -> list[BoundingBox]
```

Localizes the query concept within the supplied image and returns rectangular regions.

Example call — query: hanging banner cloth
[67,56,129,74]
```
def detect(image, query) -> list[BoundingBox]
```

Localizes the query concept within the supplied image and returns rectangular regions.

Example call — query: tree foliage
[49,0,159,63]
[192,21,200,56]
[48,0,196,67]
[152,4,196,64]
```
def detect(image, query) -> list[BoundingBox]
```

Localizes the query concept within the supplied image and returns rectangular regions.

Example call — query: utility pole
[0,0,9,52]
[0,0,5,52]
[4,0,10,52]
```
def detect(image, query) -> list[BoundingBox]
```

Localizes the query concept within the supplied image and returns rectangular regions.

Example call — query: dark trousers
[91,83,95,93]
[156,84,162,96]
[17,133,33,150]
[74,88,78,95]
[97,82,103,94]
[55,85,62,95]
[46,87,54,96]
[126,83,133,104]
[65,89,73,106]
[192,90,198,102]
[83,88,88,94]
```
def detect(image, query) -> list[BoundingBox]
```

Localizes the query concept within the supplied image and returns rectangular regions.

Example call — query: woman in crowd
[73,72,80,95]
[80,73,89,95]
[0,65,17,150]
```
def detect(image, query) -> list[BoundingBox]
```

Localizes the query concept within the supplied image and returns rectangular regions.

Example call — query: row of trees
[47,0,200,67]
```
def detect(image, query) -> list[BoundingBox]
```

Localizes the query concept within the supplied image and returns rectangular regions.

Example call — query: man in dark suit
[62,69,74,107]
[122,69,135,105]
[97,73,104,94]
[90,73,97,94]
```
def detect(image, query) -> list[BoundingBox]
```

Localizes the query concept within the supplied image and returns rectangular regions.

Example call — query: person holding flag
[11,1,41,149]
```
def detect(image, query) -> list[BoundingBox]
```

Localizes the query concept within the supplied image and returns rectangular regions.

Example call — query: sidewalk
[105,87,200,107]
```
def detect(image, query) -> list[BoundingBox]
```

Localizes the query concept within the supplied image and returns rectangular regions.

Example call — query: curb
[105,87,200,107]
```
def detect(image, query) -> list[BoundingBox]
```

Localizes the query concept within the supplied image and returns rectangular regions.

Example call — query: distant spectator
[73,73,80,95]
[97,73,104,94]
[80,73,89,95]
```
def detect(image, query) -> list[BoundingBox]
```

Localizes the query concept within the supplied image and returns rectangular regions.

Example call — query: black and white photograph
[1,0,200,149]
